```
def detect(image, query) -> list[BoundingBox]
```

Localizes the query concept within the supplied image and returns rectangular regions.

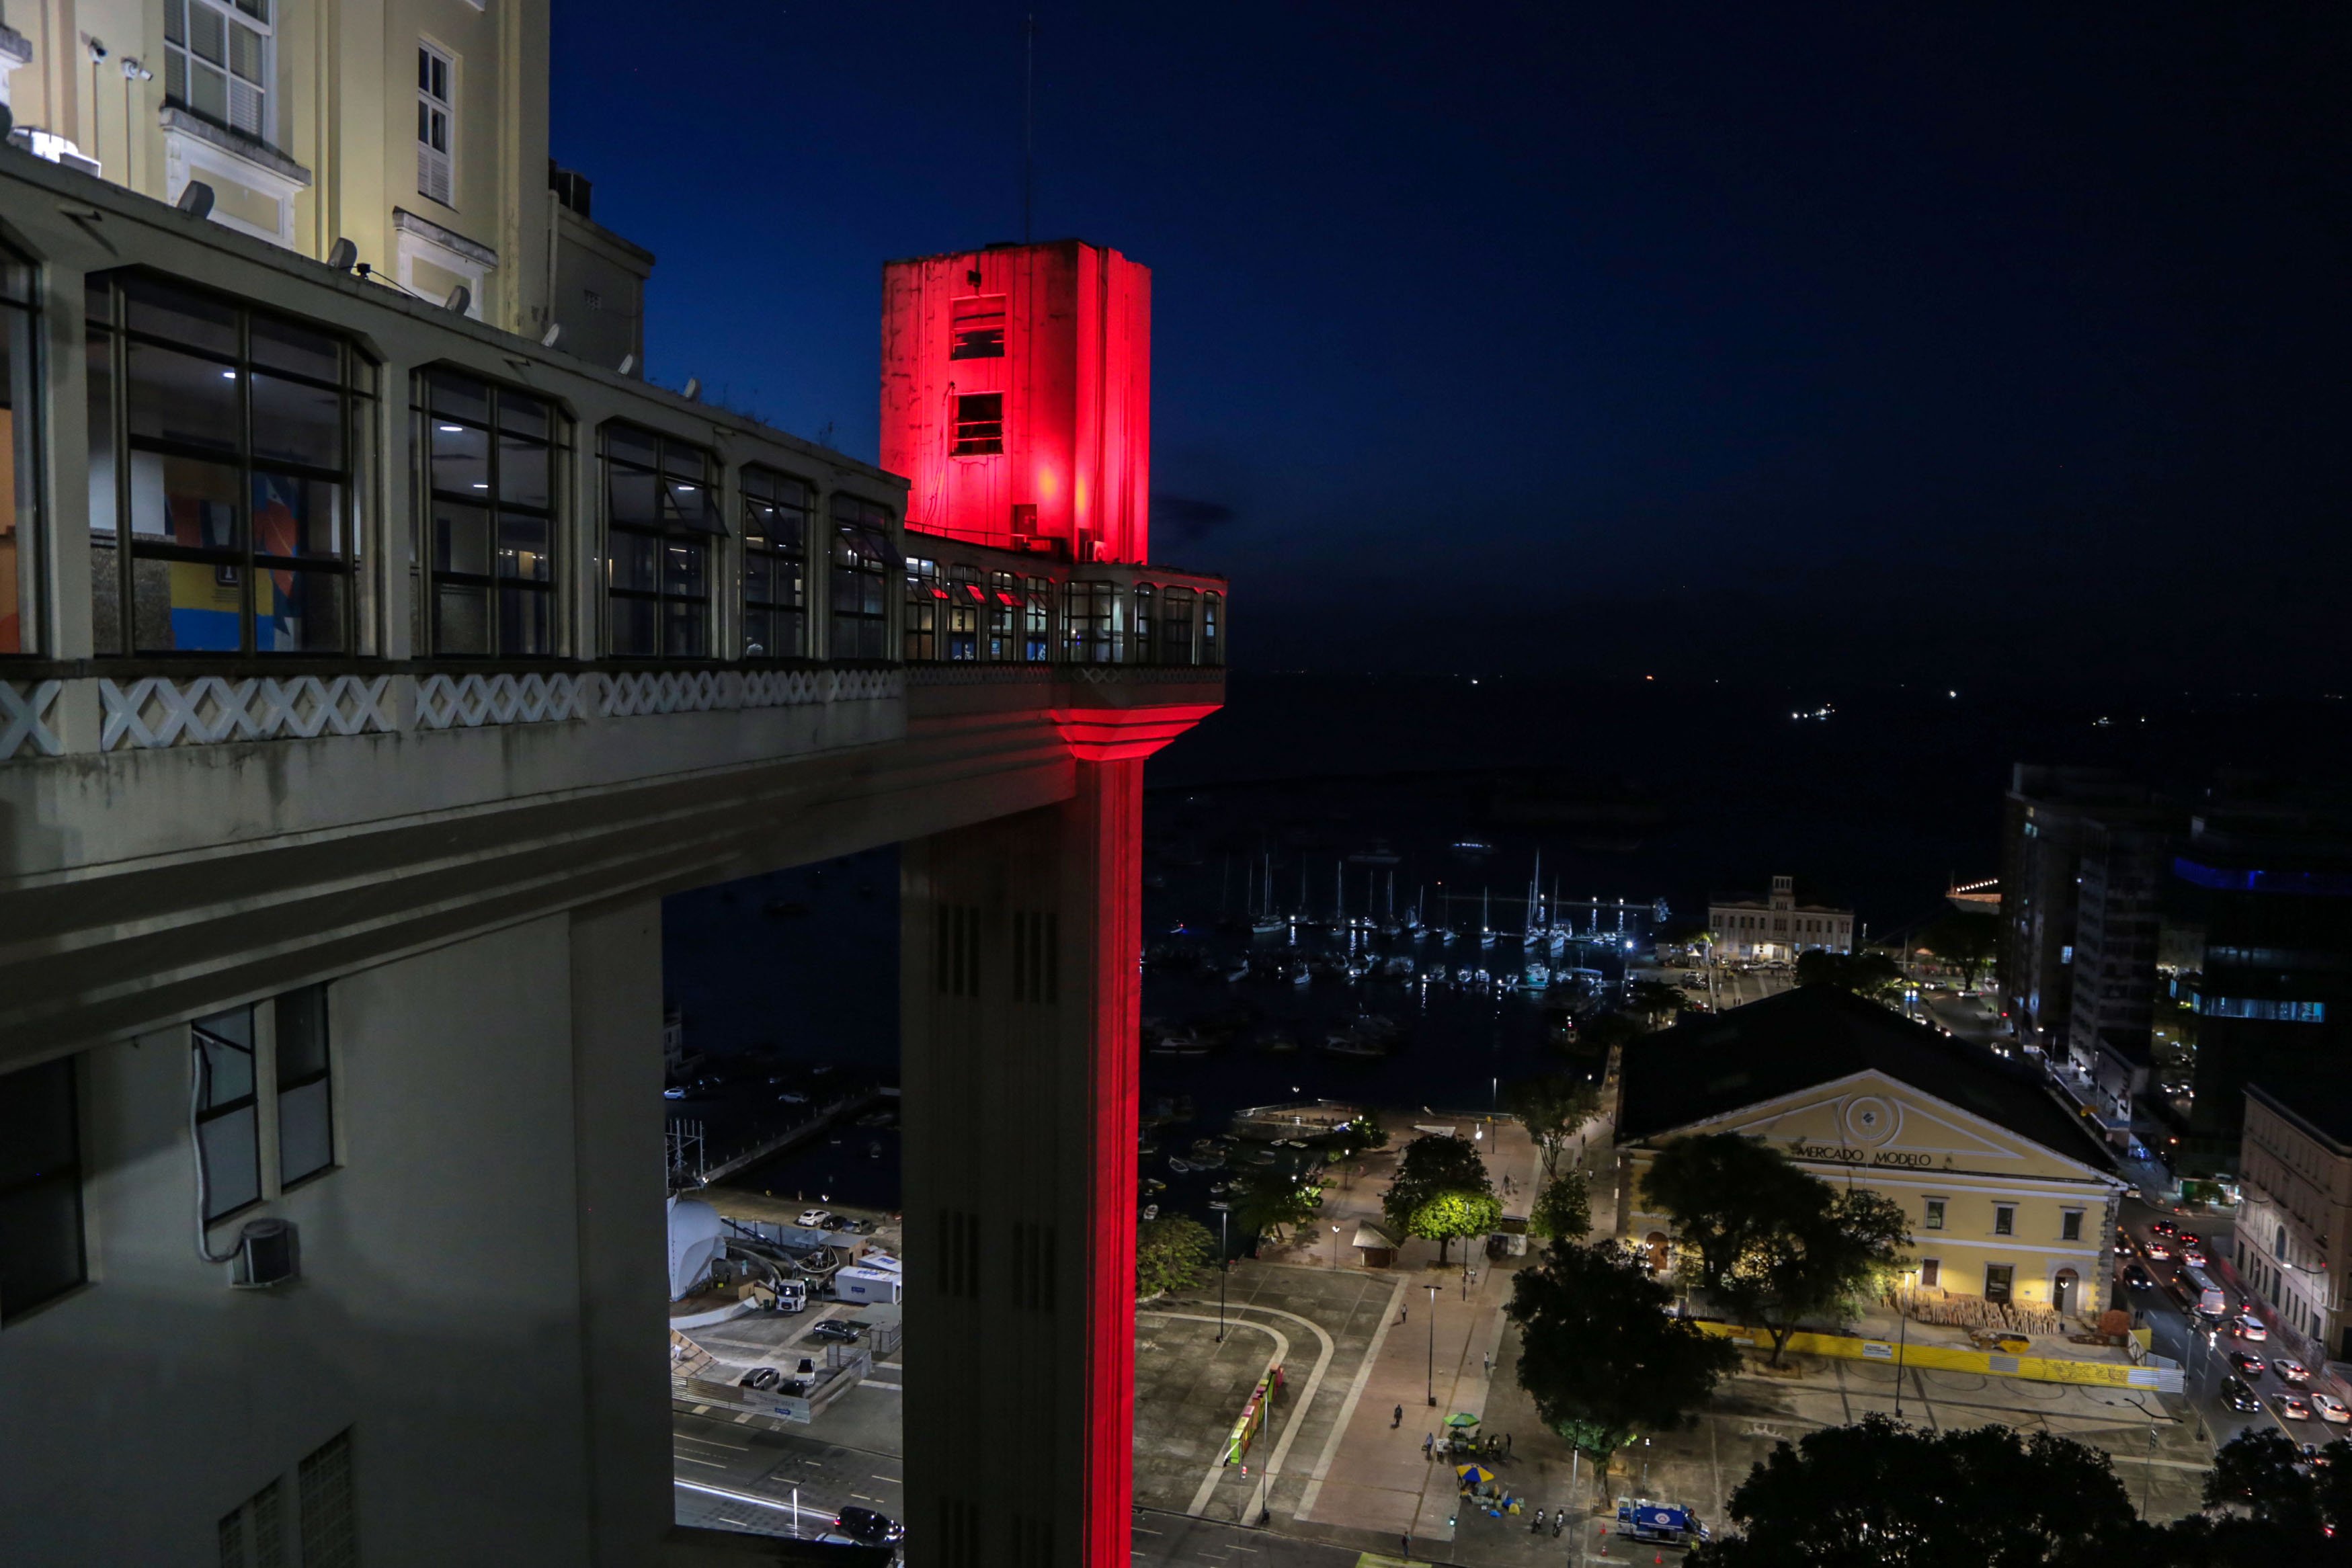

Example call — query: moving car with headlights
[2223,1376,2263,1412]
[2277,1358,2310,1384]
[2234,1315,2270,1342]
[2314,1393,2350,1425]
[2277,1393,2314,1422]
[2230,1351,2267,1377]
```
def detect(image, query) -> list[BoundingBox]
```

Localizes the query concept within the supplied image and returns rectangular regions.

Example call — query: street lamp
[1332,1223,1343,1268]
[1425,1282,1441,1407]
[1217,1206,1231,1343]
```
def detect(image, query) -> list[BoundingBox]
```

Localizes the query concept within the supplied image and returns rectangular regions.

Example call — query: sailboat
[1479,888,1496,949]
[1250,852,1287,934]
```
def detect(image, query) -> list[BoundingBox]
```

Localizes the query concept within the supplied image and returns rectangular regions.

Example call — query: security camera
[122,58,153,82]
[84,36,107,62]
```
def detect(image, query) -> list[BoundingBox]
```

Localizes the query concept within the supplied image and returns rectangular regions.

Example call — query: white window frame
[164,0,274,145]
[417,40,455,208]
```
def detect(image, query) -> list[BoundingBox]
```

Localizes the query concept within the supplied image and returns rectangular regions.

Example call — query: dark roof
[2246,1069,2352,1152]
[1618,985,2115,1171]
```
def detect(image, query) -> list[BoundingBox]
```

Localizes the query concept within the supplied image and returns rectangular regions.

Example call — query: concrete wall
[0,912,671,1567]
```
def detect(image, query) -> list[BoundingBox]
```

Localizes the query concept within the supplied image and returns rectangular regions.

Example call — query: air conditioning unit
[232,1218,299,1289]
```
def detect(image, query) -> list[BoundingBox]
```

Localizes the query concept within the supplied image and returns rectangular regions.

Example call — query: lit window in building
[165,0,272,141]
[1994,1204,2015,1236]
[1203,591,1223,666]
[0,246,34,655]
[1922,1198,1945,1231]
[1132,583,1156,664]
[829,494,895,659]
[421,368,559,657]
[949,295,1007,360]
[903,556,940,661]
[741,466,812,659]
[1023,577,1053,661]
[984,569,1020,661]
[603,424,721,658]
[951,393,1004,456]
[0,1055,84,1322]
[87,272,372,655]
[946,566,980,661]
[1161,585,1197,665]
[1065,582,1118,664]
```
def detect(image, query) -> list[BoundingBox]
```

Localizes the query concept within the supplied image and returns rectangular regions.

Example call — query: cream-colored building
[0,0,648,360]
[1615,986,2125,1319]
[2236,1077,2352,1364]
[1708,874,1854,963]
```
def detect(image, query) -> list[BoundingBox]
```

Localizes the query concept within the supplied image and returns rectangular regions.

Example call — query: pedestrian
[1551,1513,1564,1538]
[1483,1351,1492,1375]
[1423,1432,1434,1459]
[1530,1508,1545,1534]
[1402,1535,1412,1561]
[1506,1434,1514,1458]
[1392,1403,1404,1430]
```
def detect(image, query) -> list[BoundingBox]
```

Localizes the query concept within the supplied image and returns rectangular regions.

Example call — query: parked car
[2224,1376,2263,1412]
[2314,1393,2350,1426]
[737,1366,780,1391]
[809,1319,861,1344]
[2123,1264,2154,1290]
[2229,1351,2267,1377]
[2235,1316,2270,1342]
[2277,1393,2314,1421]
[796,1208,837,1229]
[834,1508,905,1545]
[2276,1359,2310,1384]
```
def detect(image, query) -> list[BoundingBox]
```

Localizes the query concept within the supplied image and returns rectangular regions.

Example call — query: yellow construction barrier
[1697,1321,2181,1391]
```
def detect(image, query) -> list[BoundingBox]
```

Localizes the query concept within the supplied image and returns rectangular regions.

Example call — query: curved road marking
[1295,1276,1408,1522]
[1142,1314,1292,1516]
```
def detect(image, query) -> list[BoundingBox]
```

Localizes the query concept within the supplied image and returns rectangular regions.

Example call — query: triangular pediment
[1656,1069,2110,1183]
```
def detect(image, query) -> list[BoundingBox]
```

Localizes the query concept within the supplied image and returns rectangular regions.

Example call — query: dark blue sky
[553,4,2349,690]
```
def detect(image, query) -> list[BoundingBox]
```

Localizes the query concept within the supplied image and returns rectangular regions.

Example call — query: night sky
[553,5,2350,693]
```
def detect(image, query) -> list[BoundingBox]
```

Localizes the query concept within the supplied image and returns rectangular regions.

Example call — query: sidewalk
[1285,1110,1544,1549]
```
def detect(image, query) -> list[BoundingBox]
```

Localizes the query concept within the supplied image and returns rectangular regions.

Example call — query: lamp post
[1425,1282,1441,1407]
[1332,1223,1343,1268]
[1217,1206,1231,1343]
[1894,1272,1911,1419]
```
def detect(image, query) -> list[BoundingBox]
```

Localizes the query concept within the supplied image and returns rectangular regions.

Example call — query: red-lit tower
[882,241,1151,563]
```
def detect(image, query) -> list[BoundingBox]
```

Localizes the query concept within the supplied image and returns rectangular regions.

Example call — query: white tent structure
[666,1196,725,1302]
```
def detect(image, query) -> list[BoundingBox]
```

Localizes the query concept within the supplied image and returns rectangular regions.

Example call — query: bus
[2181,1264,2228,1317]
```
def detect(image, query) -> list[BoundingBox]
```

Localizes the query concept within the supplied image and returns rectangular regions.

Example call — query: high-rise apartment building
[0,0,649,363]
[1996,766,2178,1073]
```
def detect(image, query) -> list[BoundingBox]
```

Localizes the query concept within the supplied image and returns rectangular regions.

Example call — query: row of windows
[1919,1196,2085,1241]
[1,270,1226,666]
[0,982,336,1326]
[901,562,1223,666]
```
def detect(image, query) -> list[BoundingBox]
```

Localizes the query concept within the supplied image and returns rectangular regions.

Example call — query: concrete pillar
[569,896,673,1567]
[901,759,1143,1568]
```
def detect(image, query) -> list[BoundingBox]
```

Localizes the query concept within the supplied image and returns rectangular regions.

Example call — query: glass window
[949,295,1007,360]
[421,370,559,657]
[1993,1204,2015,1237]
[1984,1263,2014,1304]
[985,570,1019,661]
[603,424,719,659]
[950,392,1004,456]
[1201,590,1223,667]
[1922,1198,1945,1231]
[828,494,894,660]
[88,272,368,655]
[945,565,979,661]
[193,1005,261,1223]
[0,248,36,655]
[416,42,453,206]
[1065,582,1118,664]
[276,985,333,1188]
[2060,1209,2082,1242]
[0,1055,84,1321]
[1132,584,1155,665]
[1022,576,1052,661]
[1161,585,1197,665]
[741,466,811,659]
[902,556,938,661]
[165,0,272,141]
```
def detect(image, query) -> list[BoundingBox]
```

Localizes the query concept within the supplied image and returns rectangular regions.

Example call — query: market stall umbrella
[1454,1463,1496,1489]
[1444,1412,1482,1428]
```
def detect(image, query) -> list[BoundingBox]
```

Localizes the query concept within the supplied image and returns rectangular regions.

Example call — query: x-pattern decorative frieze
[415,672,587,730]
[0,679,62,758]
[101,675,394,751]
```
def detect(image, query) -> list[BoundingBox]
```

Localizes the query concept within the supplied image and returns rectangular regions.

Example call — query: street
[670,1404,904,1539]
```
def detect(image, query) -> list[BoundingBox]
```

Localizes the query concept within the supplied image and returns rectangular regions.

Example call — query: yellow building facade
[0,0,646,358]
[1613,986,2127,1319]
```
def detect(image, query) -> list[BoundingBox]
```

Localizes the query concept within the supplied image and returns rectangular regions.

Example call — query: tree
[1509,1241,1740,1503]
[1641,1132,1818,1293]
[1714,1187,1910,1366]
[1529,1167,1590,1242]
[1793,948,1902,996]
[1135,1214,1214,1301]
[1326,1114,1389,1159]
[1383,1133,1496,1264]
[2158,1428,2352,1564]
[1919,912,2000,990]
[1230,1167,1324,1245]
[1625,978,1689,1026]
[1687,1415,2156,1566]
[1504,1072,1601,1180]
